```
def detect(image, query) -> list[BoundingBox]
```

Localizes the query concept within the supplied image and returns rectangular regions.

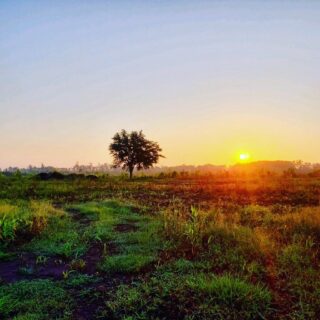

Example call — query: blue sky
[1,1,320,168]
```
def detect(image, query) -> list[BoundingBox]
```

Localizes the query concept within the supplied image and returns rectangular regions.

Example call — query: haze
[1,1,320,168]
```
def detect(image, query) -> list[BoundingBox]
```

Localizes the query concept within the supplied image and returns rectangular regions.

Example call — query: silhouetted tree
[109,130,164,179]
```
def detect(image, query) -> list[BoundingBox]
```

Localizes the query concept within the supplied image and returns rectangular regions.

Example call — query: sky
[1,0,320,168]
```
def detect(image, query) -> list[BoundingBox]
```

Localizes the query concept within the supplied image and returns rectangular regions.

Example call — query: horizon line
[1,159,319,171]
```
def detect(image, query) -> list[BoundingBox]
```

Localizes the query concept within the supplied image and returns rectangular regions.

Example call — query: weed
[70,258,86,271]
[63,273,100,288]
[35,255,48,265]
[18,266,34,276]
[62,270,75,279]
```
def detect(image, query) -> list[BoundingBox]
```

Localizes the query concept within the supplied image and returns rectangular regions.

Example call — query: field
[0,172,320,319]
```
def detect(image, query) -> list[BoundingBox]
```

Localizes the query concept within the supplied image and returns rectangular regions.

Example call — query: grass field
[0,173,319,319]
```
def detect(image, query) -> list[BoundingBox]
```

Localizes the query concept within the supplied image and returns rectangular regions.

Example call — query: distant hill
[230,161,295,174]
[230,160,320,175]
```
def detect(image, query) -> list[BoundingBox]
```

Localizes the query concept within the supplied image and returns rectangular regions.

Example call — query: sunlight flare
[239,153,251,162]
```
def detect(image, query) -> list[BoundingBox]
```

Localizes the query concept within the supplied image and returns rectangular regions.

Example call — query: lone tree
[109,130,164,179]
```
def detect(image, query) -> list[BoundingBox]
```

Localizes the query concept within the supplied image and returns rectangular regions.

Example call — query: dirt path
[68,209,141,319]
[0,252,69,283]
[0,206,145,283]
[0,205,144,319]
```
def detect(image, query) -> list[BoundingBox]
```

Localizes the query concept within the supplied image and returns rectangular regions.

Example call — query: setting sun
[239,153,251,162]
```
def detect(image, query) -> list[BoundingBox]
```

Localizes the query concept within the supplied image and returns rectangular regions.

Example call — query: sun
[239,153,250,162]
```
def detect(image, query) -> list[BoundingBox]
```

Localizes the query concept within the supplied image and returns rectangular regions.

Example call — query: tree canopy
[109,130,164,179]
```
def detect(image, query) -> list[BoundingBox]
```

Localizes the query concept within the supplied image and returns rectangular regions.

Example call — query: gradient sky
[1,0,320,168]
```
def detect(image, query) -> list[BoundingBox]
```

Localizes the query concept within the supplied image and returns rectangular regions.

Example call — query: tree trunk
[129,167,134,179]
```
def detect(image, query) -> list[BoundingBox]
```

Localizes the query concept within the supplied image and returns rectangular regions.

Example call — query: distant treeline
[1,160,320,178]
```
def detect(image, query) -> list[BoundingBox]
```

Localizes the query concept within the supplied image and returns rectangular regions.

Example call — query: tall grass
[0,200,62,244]
[162,202,320,318]
[162,203,264,266]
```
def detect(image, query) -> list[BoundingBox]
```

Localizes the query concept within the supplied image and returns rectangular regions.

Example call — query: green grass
[24,215,88,258]
[162,205,266,279]
[186,274,272,319]
[99,221,162,273]
[69,200,136,242]
[0,249,15,261]
[67,201,162,274]
[155,258,212,274]
[278,243,320,318]
[0,279,73,320]
[101,253,155,273]
[103,272,272,320]
[63,273,101,288]
[1,175,320,319]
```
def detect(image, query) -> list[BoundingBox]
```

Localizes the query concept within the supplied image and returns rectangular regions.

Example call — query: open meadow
[0,172,319,319]
[2,1,320,319]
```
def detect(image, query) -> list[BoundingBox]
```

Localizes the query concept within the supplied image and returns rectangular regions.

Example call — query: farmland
[0,172,320,319]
